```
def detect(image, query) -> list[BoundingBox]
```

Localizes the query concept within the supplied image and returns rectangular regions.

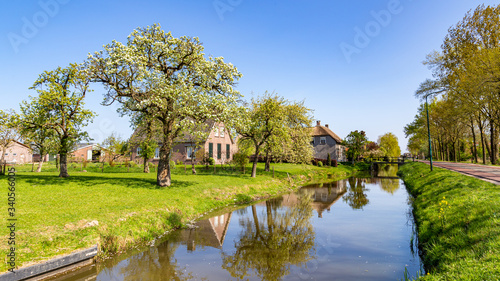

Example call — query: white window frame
[320,137,326,145]
[136,147,142,155]
[214,127,219,137]
[154,147,160,159]
[220,127,225,137]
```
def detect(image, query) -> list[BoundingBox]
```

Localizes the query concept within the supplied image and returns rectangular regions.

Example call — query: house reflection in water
[172,180,347,253]
[277,179,347,218]
[177,213,233,251]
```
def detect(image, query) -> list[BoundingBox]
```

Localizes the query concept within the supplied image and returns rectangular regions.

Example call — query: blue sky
[1,0,498,151]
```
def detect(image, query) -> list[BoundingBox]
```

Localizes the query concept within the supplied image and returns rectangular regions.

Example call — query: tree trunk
[191,157,196,175]
[36,160,43,172]
[251,144,260,178]
[143,156,150,173]
[0,149,5,175]
[264,149,271,172]
[59,153,69,177]
[55,154,59,170]
[157,135,173,187]
[490,122,497,165]
[471,118,478,163]
[478,115,486,164]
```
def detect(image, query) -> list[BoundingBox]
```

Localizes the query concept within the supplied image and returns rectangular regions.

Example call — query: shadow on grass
[17,174,195,189]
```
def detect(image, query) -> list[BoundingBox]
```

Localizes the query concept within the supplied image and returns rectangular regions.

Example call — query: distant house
[311,121,346,162]
[2,140,32,164]
[70,143,101,162]
[130,122,236,165]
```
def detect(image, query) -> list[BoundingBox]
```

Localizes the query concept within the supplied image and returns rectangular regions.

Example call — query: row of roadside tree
[406,4,500,164]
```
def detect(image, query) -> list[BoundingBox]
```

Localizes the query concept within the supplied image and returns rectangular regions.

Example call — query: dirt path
[418,161,500,185]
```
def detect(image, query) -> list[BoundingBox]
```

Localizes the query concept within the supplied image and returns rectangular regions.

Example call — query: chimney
[325,124,329,128]
[316,120,321,126]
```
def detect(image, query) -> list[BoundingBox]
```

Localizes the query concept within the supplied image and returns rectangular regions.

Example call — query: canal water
[49,170,422,280]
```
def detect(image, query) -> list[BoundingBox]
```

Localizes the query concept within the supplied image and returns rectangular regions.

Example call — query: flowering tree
[88,24,241,186]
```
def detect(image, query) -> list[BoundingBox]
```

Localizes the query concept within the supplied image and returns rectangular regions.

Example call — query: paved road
[419,161,500,185]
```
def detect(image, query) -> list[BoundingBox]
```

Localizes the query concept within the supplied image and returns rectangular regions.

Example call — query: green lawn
[0,162,356,272]
[398,162,500,280]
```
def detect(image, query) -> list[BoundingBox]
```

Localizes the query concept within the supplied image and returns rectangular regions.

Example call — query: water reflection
[343,177,370,209]
[47,176,422,281]
[222,195,315,280]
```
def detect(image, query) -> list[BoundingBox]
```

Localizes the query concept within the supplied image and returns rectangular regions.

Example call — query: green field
[0,162,356,272]
[399,162,500,280]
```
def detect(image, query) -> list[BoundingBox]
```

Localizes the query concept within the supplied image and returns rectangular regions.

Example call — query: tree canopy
[342,130,368,163]
[87,23,242,186]
[26,63,95,177]
[406,4,500,163]
[378,132,401,158]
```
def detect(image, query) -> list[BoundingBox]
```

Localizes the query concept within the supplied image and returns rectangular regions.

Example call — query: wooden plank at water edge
[0,246,98,281]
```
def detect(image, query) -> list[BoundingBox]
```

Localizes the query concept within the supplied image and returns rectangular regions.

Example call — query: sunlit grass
[399,162,500,280]
[0,162,356,272]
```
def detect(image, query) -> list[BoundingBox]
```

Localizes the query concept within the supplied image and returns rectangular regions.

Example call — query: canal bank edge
[1,163,361,278]
[398,162,500,280]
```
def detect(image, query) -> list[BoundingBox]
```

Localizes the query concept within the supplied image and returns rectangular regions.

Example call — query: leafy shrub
[208,157,215,165]
[232,152,249,170]
[170,160,176,168]
[176,160,183,165]
[317,161,323,167]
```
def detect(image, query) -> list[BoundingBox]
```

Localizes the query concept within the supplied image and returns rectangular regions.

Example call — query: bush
[129,161,137,167]
[317,161,323,167]
[331,159,338,167]
[208,157,215,165]
[170,160,176,168]
[176,160,183,165]
[232,152,249,170]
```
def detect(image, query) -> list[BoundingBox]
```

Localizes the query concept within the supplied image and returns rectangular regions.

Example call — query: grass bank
[398,162,500,280]
[0,162,358,273]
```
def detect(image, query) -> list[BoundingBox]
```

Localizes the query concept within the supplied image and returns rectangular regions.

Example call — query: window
[13,153,17,156]
[209,143,213,158]
[226,144,230,160]
[137,147,142,155]
[311,137,315,145]
[220,127,225,137]
[214,127,219,137]
[186,146,195,159]
[154,148,160,159]
[217,143,222,159]
[4,153,8,156]
[320,137,326,145]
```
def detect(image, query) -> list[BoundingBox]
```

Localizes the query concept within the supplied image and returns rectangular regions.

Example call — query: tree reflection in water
[114,233,196,281]
[343,177,370,209]
[221,195,316,280]
[378,178,400,194]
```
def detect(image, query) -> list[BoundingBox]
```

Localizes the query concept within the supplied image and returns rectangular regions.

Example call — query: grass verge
[398,162,500,280]
[0,162,357,273]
